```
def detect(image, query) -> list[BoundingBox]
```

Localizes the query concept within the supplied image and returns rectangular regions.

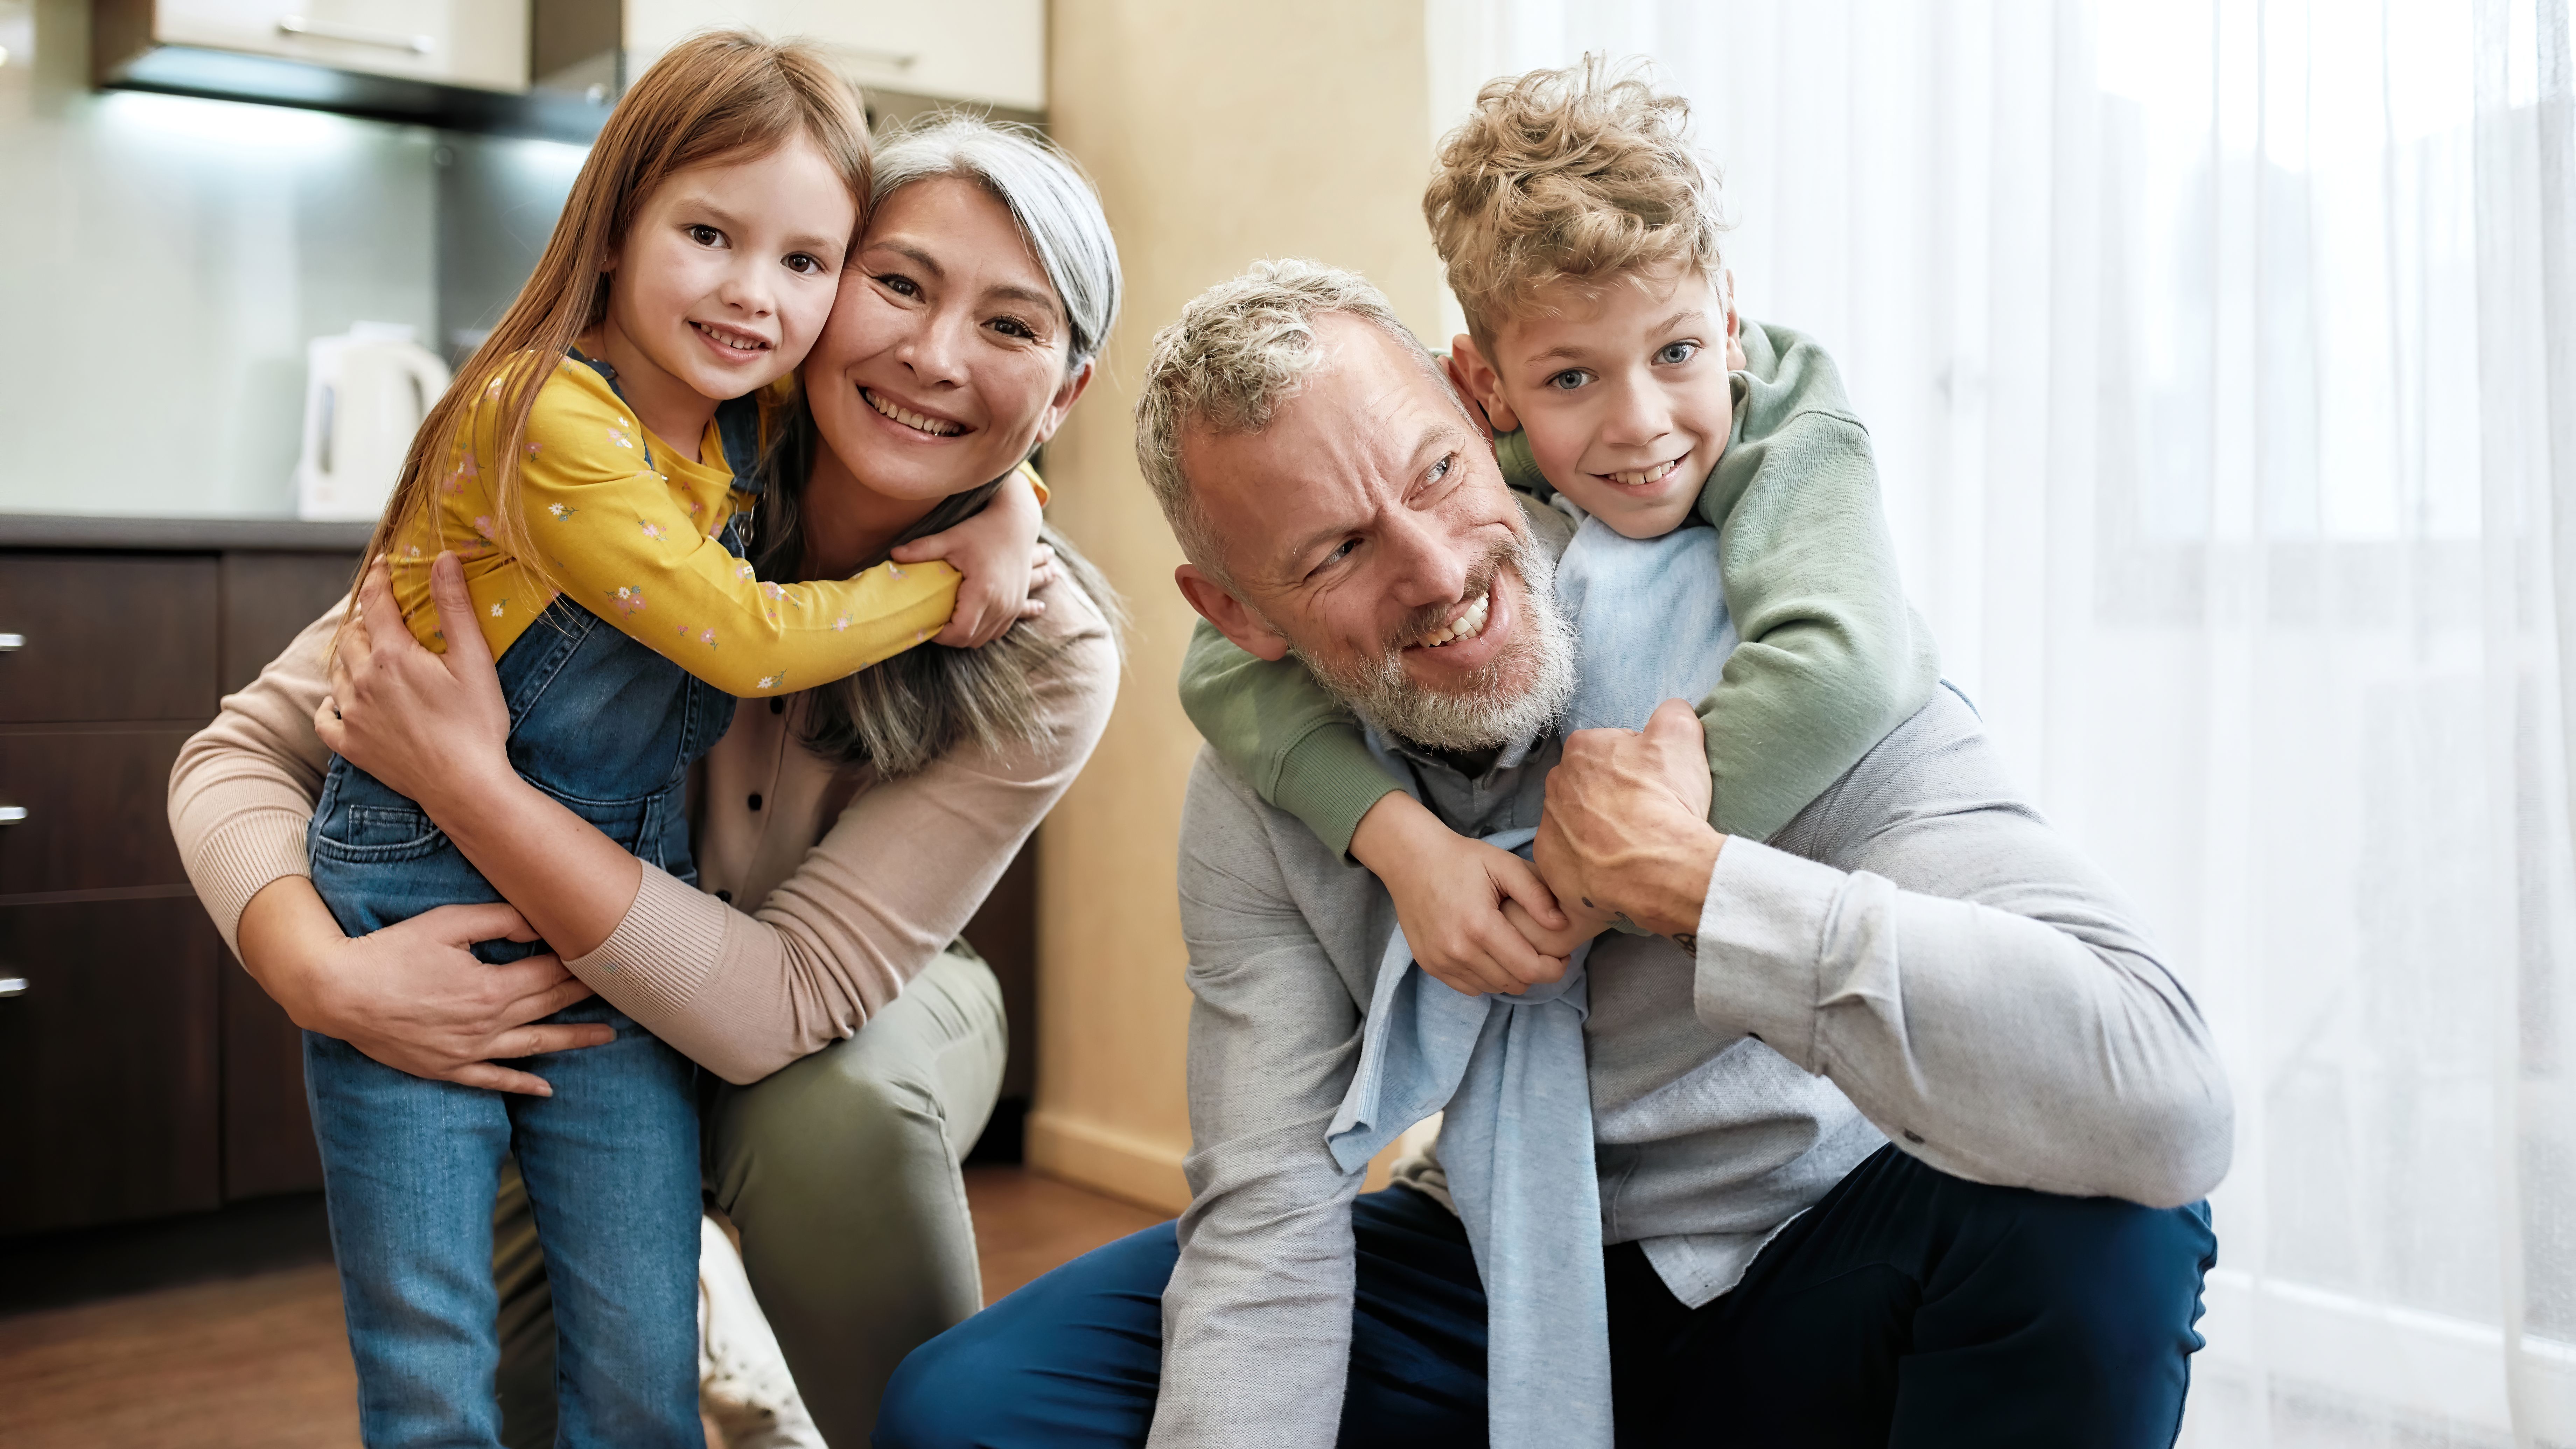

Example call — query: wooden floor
[0,1166,1164,1449]
[961,1164,1166,1302]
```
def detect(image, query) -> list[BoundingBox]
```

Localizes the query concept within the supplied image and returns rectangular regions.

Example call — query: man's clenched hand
[1533,698,1727,948]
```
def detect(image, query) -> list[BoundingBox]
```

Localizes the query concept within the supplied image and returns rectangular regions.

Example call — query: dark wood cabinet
[0,726,200,895]
[0,554,220,723]
[0,519,365,1237]
[219,551,360,694]
[219,955,322,1202]
[0,898,224,1234]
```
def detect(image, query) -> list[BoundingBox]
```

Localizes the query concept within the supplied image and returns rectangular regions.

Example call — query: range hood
[92,0,620,144]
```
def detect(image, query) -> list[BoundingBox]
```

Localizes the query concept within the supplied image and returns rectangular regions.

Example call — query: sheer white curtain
[1422,1,2576,1442]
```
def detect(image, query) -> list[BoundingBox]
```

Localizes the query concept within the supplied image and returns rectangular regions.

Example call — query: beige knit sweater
[167,574,1118,1085]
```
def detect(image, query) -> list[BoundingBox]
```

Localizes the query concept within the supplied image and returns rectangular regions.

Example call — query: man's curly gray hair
[1133,259,1462,582]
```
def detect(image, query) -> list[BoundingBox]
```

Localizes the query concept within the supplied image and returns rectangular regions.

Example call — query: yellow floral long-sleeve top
[390,356,1032,697]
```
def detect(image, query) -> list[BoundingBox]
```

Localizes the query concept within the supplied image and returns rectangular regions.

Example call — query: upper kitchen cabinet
[625,0,1045,115]
[103,0,532,93]
[94,0,623,141]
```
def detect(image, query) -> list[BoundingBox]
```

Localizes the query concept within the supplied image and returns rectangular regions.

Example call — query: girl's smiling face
[804,175,1091,505]
[600,132,857,407]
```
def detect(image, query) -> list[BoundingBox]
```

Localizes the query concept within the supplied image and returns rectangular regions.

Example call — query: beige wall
[1030,0,1442,1211]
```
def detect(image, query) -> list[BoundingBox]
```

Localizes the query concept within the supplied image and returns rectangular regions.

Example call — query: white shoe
[699,1213,827,1449]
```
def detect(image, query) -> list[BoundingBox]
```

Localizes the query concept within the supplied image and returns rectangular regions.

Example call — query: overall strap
[565,348,656,472]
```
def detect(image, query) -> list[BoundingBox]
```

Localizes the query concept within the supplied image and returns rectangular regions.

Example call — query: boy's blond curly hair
[1425,57,1725,343]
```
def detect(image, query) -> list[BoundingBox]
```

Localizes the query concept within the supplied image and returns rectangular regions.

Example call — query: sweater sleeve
[167,600,342,958]
[1692,687,2234,1208]
[1691,320,1942,842]
[489,365,959,696]
[1150,751,1372,1449]
[567,571,1120,1084]
[1177,618,1404,861]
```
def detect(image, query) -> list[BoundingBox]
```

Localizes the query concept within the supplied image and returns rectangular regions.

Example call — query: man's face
[1176,313,1574,753]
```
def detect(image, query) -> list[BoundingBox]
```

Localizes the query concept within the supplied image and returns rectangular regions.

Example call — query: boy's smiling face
[1454,264,1739,539]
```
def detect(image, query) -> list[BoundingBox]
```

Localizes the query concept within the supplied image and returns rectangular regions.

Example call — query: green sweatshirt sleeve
[1178,618,1404,860]
[1692,318,1942,841]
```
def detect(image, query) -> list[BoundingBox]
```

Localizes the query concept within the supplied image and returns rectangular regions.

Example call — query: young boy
[1180,59,1939,988]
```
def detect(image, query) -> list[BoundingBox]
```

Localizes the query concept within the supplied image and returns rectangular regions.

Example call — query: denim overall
[303,354,757,1449]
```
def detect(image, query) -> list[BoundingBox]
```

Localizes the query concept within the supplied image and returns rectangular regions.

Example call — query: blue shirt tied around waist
[1324,504,1736,1449]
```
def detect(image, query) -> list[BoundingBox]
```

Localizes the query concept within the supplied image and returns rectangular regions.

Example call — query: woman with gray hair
[169,113,1125,1444]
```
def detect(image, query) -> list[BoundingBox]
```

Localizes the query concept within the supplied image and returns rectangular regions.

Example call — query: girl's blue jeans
[302,586,741,1447]
[304,1003,703,1449]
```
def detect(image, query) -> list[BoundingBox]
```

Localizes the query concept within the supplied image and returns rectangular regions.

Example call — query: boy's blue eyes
[1545,342,1700,390]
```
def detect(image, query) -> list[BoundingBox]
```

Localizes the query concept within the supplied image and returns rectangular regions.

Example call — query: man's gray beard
[1290,530,1578,756]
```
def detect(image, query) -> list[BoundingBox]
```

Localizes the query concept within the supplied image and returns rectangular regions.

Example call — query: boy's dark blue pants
[875,1143,2217,1448]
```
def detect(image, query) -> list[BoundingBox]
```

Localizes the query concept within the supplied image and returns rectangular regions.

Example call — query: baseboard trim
[1026,1111,1192,1215]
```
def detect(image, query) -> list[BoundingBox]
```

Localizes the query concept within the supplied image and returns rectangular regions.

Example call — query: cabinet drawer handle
[0,807,23,824]
[0,976,24,998]
[0,634,21,650]
[278,16,433,54]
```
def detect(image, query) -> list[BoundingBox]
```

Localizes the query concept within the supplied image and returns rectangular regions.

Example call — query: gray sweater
[1154,690,2233,1449]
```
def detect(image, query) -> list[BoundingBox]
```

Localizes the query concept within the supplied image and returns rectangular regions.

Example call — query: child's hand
[1350,792,1574,996]
[891,469,1049,648]
[1501,894,1603,960]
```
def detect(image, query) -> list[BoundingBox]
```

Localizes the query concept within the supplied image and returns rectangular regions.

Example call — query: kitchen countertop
[0,514,376,552]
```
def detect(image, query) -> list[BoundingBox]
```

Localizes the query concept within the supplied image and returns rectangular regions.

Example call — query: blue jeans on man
[874,1144,2216,1447]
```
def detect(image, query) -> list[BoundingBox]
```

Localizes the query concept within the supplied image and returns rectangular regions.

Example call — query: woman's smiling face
[804,175,1087,504]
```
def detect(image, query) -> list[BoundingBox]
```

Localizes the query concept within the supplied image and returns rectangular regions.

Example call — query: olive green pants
[492,948,1007,1447]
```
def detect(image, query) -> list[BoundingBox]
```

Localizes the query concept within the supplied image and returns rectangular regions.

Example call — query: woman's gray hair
[871,114,1122,372]
[749,112,1128,778]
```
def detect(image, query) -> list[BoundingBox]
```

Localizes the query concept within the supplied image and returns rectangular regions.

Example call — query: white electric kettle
[295,322,453,521]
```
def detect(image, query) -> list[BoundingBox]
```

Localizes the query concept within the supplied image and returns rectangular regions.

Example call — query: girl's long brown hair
[354,30,870,605]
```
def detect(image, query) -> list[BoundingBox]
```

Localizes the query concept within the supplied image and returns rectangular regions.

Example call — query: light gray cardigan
[1152,687,2234,1449]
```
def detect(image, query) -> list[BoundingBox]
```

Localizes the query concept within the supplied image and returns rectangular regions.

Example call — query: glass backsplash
[0,0,582,518]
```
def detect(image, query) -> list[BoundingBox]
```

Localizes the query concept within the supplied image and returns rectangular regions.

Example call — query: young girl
[301,34,1043,1447]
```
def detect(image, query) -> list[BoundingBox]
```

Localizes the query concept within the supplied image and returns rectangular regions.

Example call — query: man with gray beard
[1282,523,1577,760]
[875,262,2233,1449]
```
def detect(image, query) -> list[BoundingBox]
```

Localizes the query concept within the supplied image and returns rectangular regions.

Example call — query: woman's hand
[891,468,1052,648]
[236,877,609,1095]
[317,553,515,816]
[320,548,645,962]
